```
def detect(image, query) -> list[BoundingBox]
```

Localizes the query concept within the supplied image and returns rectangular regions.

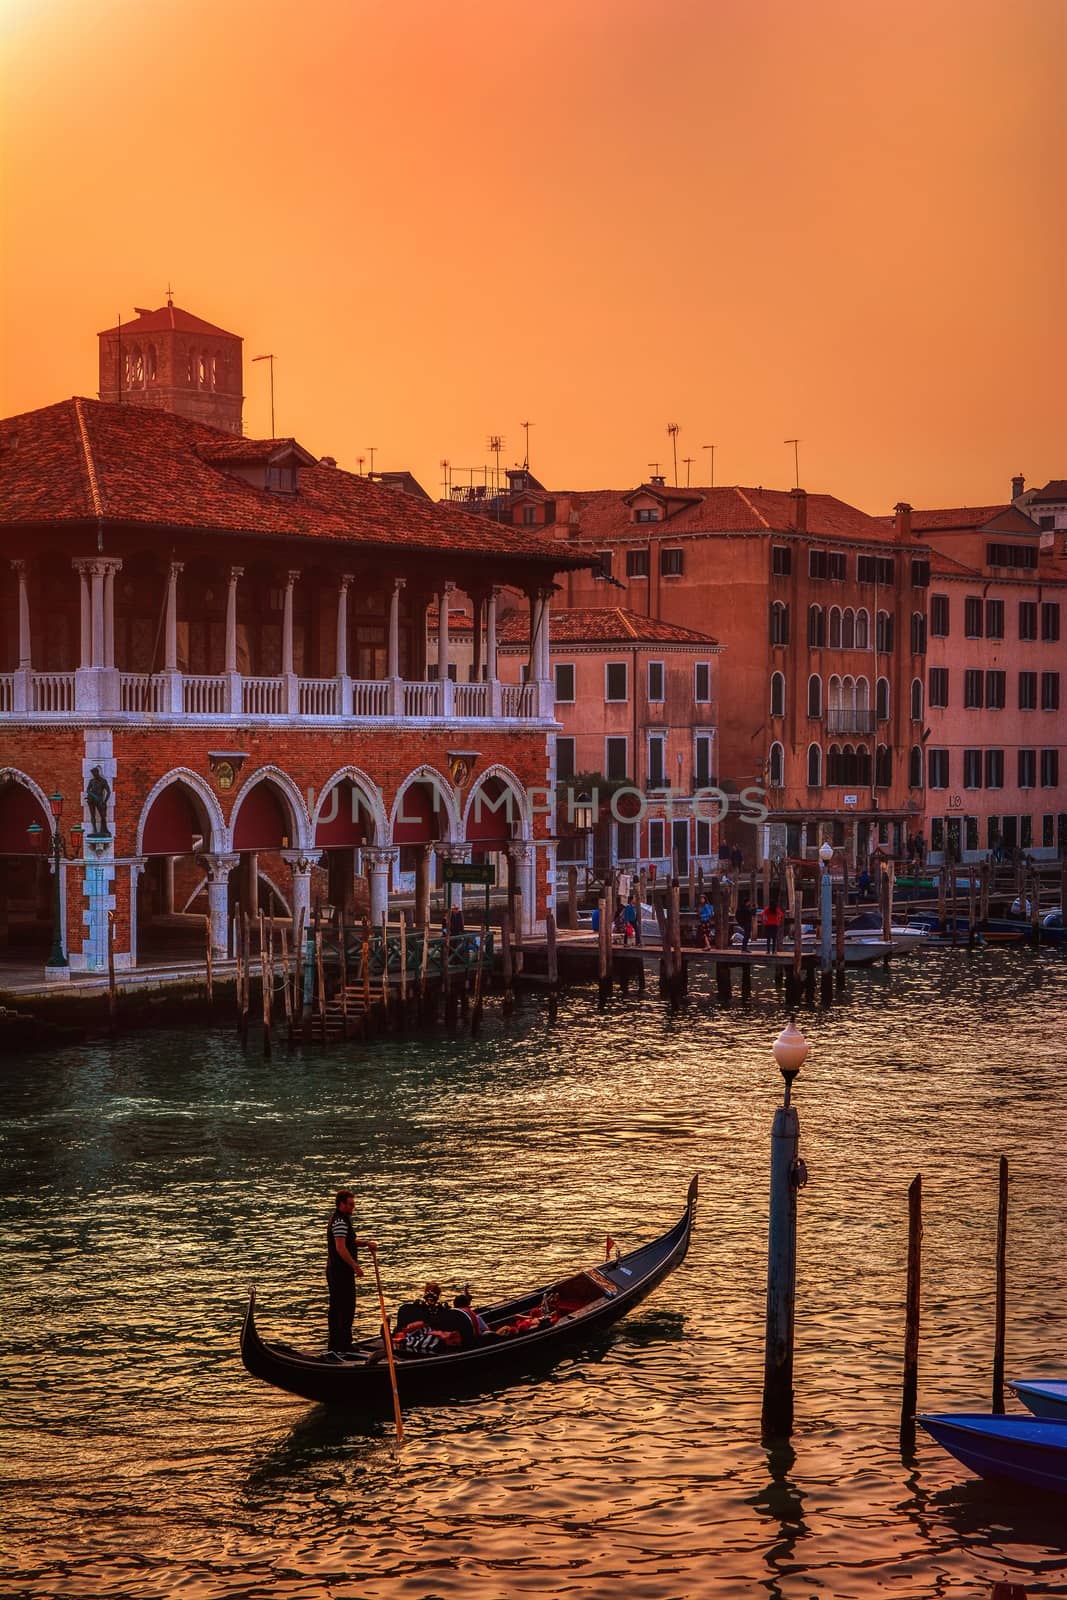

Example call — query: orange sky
[1,0,1063,511]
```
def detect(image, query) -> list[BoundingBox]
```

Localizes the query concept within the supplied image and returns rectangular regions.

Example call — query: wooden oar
[367,1248,404,1444]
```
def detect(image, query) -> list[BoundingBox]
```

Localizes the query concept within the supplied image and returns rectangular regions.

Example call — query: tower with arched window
[98,300,244,434]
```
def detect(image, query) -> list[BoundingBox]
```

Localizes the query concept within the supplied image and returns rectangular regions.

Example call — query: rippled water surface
[2,947,1067,1599]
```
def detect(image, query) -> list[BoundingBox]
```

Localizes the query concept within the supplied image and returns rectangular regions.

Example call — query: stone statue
[86,766,112,838]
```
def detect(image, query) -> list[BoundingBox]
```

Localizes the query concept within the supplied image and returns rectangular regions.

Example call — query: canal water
[2,947,1066,1599]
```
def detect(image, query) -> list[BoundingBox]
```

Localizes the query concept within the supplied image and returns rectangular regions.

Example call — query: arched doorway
[392,771,455,920]
[136,777,217,962]
[464,771,528,910]
[0,774,53,959]
[231,776,300,920]
[314,776,380,917]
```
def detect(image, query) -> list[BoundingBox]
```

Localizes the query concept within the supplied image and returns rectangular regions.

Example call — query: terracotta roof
[559,485,902,543]
[196,438,315,466]
[0,399,589,569]
[1031,480,1067,502]
[909,504,1035,532]
[926,550,982,577]
[497,606,719,647]
[97,303,240,340]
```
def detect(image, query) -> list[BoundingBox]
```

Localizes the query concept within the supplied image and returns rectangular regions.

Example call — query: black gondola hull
[241,1175,697,1410]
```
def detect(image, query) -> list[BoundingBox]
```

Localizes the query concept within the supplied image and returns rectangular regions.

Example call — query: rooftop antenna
[520,420,533,471]
[117,312,123,404]
[647,462,661,480]
[682,455,694,487]
[440,458,451,498]
[357,454,365,475]
[252,354,276,436]
[784,438,800,489]
[367,446,377,475]
[702,443,716,488]
[667,423,680,486]
[487,435,505,495]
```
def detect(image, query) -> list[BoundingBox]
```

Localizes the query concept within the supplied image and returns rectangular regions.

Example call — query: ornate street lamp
[772,1013,810,1109]
[27,792,82,970]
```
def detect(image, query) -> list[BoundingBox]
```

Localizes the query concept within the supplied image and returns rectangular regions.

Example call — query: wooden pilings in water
[900,1174,922,1455]
[992,1153,1009,1414]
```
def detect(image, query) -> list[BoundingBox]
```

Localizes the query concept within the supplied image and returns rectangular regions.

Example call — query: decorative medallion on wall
[447,750,480,789]
[208,751,249,791]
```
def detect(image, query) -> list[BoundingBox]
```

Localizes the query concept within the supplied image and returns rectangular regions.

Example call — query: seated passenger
[395,1281,443,1332]
[453,1291,489,1341]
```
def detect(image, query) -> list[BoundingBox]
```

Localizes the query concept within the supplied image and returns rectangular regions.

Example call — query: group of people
[698,889,784,953]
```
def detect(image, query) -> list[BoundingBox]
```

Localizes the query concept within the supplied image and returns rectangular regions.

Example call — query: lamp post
[27,792,81,970]
[818,840,834,975]
[762,1015,811,1438]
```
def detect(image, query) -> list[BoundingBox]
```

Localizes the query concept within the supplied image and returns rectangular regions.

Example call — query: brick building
[0,397,588,975]
[475,479,932,864]
[98,299,244,435]
[912,502,1067,863]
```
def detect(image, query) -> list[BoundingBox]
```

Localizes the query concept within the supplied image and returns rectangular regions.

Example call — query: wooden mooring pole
[992,1154,1009,1414]
[546,908,559,1022]
[279,923,294,1046]
[204,914,214,1006]
[106,909,118,1038]
[259,913,272,1057]
[900,1174,922,1455]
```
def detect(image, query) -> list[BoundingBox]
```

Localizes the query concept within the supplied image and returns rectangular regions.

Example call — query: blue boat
[919,1413,1067,1495]
[1011,1379,1067,1420]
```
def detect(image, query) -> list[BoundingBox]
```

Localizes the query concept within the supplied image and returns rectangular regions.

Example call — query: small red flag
[605,1235,615,1260]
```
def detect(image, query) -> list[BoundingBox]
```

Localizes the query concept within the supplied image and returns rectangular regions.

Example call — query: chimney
[790,487,807,533]
[1011,473,1025,502]
[894,501,913,542]
[650,474,666,488]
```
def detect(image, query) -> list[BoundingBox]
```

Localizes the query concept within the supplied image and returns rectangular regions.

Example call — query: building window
[1021,814,1033,850]
[696,818,712,857]
[1019,671,1037,710]
[840,608,854,649]
[931,818,945,852]
[986,815,1000,850]
[695,733,713,788]
[910,678,923,720]
[910,612,927,655]
[828,607,842,648]
[1018,749,1037,789]
[769,603,790,646]
[875,745,892,787]
[616,821,636,859]
[1019,601,1038,640]
[858,554,895,585]
[929,667,949,708]
[1041,749,1060,787]
[1042,671,1060,711]
[807,605,825,648]
[809,549,846,581]
[908,746,923,788]
[985,670,1006,710]
[605,737,628,781]
[807,743,822,786]
[963,749,982,788]
[807,674,822,718]
[605,662,628,702]
[768,742,785,787]
[1043,814,1055,848]
[594,550,613,579]
[988,542,1037,570]
[554,663,575,703]
[556,735,576,781]
[876,610,894,653]
[772,545,792,576]
[626,548,650,578]
[647,734,666,789]
[660,547,684,577]
[647,661,664,702]
[964,669,984,710]
[770,671,786,718]
[522,505,537,525]
[695,662,711,702]
[985,749,1004,789]
[964,596,983,638]
[985,599,1004,639]
[929,748,950,788]
[648,818,666,858]
[1042,602,1061,641]
[635,507,661,523]
[911,558,930,587]
[930,594,950,636]
[876,676,890,722]
[855,608,870,649]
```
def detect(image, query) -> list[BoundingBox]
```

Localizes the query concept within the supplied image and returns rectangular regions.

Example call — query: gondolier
[326,1189,377,1354]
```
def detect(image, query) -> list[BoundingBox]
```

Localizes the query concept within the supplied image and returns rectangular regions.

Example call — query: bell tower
[98,295,244,434]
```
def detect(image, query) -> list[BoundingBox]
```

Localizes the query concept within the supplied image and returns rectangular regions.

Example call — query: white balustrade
[501,682,535,718]
[31,673,76,712]
[298,678,342,717]
[182,675,228,715]
[242,676,285,716]
[119,673,166,713]
[0,675,13,713]
[454,681,490,717]
[402,681,443,717]
[351,680,390,717]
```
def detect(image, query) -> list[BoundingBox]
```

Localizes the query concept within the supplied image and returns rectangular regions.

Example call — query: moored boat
[1011,1378,1067,1420]
[241,1175,698,1410]
[919,1412,1067,1496]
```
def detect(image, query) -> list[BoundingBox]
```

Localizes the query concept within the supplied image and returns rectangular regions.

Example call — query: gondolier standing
[326,1189,377,1353]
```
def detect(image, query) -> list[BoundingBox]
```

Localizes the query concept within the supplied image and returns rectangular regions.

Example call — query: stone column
[283,569,300,716]
[508,840,537,938]
[471,592,484,683]
[439,581,455,716]
[281,849,322,944]
[336,573,352,677]
[75,560,92,669]
[164,560,184,713]
[362,845,399,926]
[435,841,471,918]
[487,586,502,714]
[225,566,243,714]
[103,561,118,668]
[201,852,239,959]
[388,577,405,715]
[11,560,31,713]
[90,561,106,668]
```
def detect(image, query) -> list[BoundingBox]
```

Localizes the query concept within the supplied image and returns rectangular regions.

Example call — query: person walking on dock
[326,1188,377,1354]
[736,892,753,952]
[762,900,784,955]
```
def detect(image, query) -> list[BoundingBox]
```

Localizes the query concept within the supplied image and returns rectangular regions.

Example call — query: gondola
[241,1174,698,1410]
